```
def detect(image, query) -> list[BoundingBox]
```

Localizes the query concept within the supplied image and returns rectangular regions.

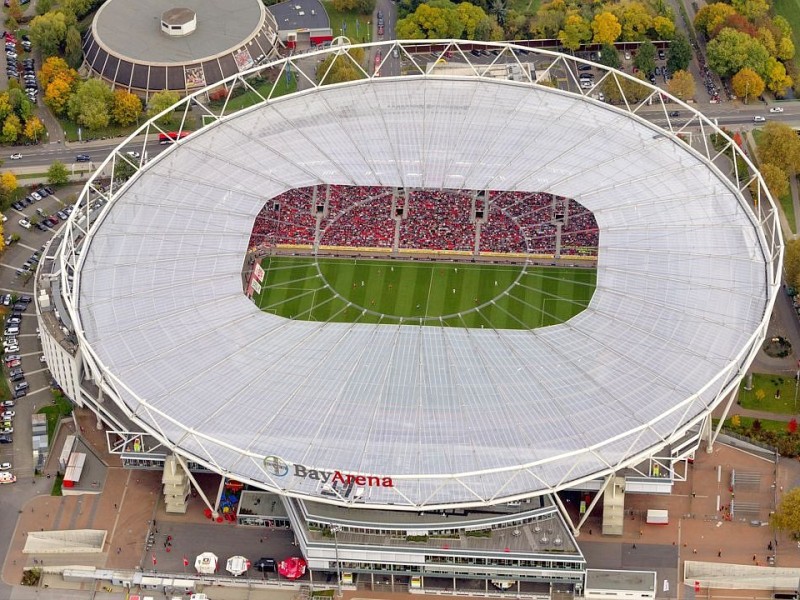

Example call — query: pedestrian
[753,554,757,562]
[117,547,121,554]
[588,529,592,535]
[718,550,721,557]
[632,543,636,549]
[693,549,697,554]
[114,503,117,509]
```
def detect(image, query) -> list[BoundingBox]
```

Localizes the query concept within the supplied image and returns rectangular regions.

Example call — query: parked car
[1,411,14,419]
[5,345,19,353]
[0,400,15,408]
[0,434,11,443]
[14,381,28,392]
[18,218,30,229]
[0,462,11,469]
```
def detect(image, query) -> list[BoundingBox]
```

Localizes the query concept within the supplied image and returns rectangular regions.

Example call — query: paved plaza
[0,404,798,600]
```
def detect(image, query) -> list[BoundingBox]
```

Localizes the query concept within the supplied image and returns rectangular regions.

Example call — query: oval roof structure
[68,42,779,509]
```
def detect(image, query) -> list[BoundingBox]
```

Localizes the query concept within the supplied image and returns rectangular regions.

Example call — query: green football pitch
[252,257,596,329]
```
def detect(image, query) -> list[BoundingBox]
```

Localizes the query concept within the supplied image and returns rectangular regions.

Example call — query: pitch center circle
[313,258,524,323]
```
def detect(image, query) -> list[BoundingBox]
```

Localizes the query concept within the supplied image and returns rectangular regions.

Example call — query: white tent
[226,555,251,576]
[195,552,218,575]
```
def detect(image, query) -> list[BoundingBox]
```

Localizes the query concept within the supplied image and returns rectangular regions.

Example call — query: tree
[6,0,24,23]
[29,11,68,57]
[530,0,566,39]
[316,48,367,85]
[597,43,621,69]
[706,28,770,78]
[778,37,796,62]
[558,13,591,51]
[1,114,21,144]
[39,56,77,90]
[7,89,32,122]
[694,3,737,38]
[0,172,18,202]
[731,67,765,103]
[112,90,142,126]
[456,2,492,39]
[667,69,695,99]
[601,71,650,104]
[396,3,465,39]
[67,79,114,131]
[591,12,621,45]
[732,0,769,20]
[667,33,691,72]
[771,487,800,538]
[35,0,54,15]
[652,15,675,39]
[765,57,793,97]
[64,25,82,69]
[758,121,800,176]
[614,1,653,41]
[331,0,375,14]
[634,40,656,75]
[759,163,789,201]
[44,76,73,115]
[23,116,45,142]
[46,161,69,186]
[114,157,136,183]
[147,90,181,125]
[61,0,93,17]
[489,0,507,26]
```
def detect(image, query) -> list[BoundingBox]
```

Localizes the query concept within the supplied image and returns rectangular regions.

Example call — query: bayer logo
[263,455,289,477]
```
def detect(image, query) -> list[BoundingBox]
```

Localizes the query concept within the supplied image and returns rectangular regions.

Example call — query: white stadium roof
[64,41,781,509]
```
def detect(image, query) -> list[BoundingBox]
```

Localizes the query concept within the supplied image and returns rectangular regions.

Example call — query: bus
[158,131,191,144]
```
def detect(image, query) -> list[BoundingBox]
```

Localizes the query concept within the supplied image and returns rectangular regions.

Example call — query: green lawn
[775,0,800,73]
[739,373,800,414]
[252,257,596,329]
[210,74,298,114]
[717,416,789,432]
[322,1,372,43]
[780,188,797,234]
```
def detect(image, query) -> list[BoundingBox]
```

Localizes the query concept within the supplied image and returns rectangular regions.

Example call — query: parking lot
[0,183,82,479]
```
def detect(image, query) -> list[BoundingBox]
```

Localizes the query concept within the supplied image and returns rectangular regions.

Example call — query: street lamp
[331,525,343,597]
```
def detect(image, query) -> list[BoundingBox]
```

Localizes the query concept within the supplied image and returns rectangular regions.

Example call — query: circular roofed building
[44,42,781,513]
[82,0,280,99]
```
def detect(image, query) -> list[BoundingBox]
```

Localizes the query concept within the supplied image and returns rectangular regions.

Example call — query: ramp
[23,529,107,554]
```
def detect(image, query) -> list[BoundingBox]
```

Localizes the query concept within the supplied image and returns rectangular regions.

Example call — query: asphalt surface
[0,182,86,600]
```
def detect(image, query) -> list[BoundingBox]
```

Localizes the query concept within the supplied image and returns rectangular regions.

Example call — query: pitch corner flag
[183,556,189,567]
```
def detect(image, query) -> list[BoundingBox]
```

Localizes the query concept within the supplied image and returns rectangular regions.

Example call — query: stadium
[38,40,781,592]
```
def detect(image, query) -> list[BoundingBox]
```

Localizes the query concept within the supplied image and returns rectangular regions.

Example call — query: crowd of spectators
[561,199,599,256]
[248,186,598,256]
[248,187,316,249]
[321,187,395,247]
[398,190,475,251]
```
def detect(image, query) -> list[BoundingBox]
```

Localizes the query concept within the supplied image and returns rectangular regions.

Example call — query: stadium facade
[37,41,781,594]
